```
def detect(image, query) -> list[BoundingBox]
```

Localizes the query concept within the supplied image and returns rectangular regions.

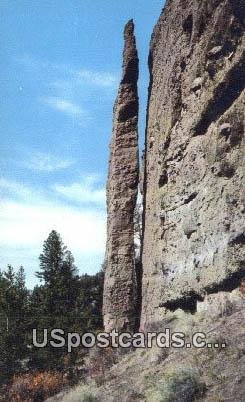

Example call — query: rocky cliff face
[51,4,244,400]
[141,0,245,329]
[103,20,139,332]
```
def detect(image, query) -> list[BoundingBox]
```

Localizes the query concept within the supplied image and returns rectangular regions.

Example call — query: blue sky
[0,0,164,288]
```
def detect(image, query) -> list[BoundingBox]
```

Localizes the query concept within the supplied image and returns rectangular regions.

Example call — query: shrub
[61,384,98,402]
[8,371,67,401]
[147,368,206,402]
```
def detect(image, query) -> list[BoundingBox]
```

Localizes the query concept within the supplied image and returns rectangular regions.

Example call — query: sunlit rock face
[141,0,245,329]
[103,20,139,332]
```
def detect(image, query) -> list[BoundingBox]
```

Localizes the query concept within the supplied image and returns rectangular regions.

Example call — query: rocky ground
[48,289,245,402]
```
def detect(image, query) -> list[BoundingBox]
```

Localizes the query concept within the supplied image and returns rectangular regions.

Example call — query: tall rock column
[103,20,139,332]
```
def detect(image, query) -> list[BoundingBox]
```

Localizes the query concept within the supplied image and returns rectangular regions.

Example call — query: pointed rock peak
[124,19,134,37]
[122,19,138,85]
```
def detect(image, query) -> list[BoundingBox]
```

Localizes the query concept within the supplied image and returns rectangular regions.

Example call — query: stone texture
[141,0,245,329]
[103,20,139,332]
[196,288,245,317]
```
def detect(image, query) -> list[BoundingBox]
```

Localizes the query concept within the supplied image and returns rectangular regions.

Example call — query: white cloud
[54,175,106,205]
[17,54,118,123]
[76,70,117,88]
[24,152,74,172]
[0,177,106,287]
[17,54,118,88]
[16,55,70,74]
[0,178,33,198]
[0,200,106,254]
[41,97,85,117]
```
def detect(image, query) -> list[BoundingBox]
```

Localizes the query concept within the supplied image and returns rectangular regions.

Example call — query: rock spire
[103,20,139,332]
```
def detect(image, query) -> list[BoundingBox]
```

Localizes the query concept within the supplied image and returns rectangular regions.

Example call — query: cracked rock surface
[141,0,245,329]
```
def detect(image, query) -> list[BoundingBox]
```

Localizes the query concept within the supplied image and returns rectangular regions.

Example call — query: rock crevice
[103,0,244,333]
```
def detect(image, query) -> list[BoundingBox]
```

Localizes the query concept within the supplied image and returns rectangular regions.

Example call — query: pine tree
[0,232,105,379]
[36,231,75,319]
[32,231,81,368]
[76,270,104,332]
[37,230,66,284]
[0,266,29,383]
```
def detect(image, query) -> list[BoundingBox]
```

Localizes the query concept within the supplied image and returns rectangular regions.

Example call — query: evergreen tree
[76,271,104,332]
[37,230,67,284]
[32,231,81,369]
[0,231,105,378]
[36,231,77,319]
[0,266,29,383]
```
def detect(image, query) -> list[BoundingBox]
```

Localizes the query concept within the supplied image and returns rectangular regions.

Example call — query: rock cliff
[103,20,139,332]
[52,2,245,400]
[141,0,245,328]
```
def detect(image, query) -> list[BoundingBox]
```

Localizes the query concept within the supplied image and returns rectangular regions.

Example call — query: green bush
[148,368,206,402]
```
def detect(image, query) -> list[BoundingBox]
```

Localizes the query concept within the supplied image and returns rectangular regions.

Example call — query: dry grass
[61,383,98,402]
[8,371,67,402]
[87,347,118,385]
